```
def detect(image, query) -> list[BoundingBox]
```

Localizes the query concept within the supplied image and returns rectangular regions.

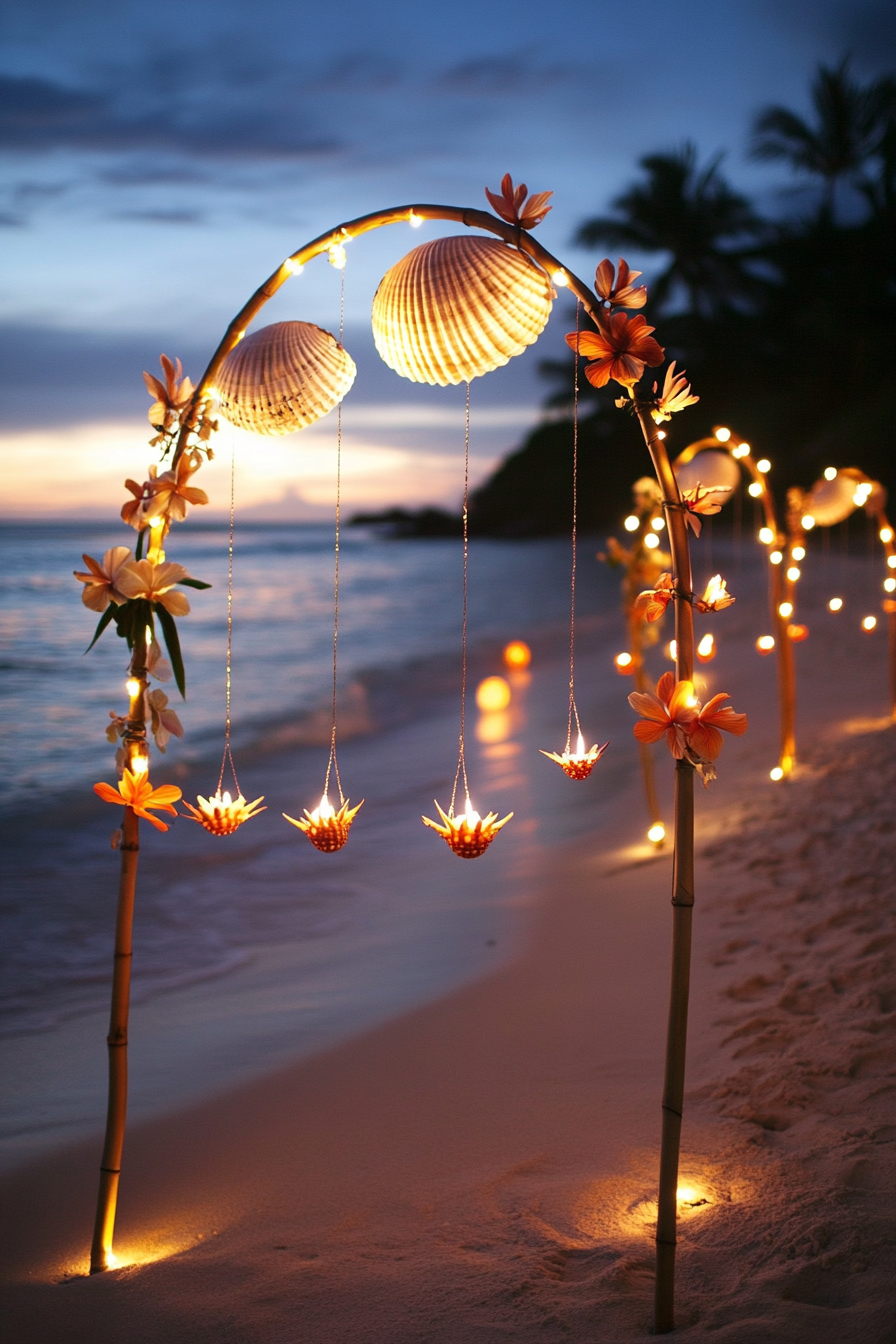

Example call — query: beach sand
[1,592,894,1341]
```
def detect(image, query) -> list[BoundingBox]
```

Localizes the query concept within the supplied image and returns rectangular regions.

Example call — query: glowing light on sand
[828,597,843,611]
[476,676,511,711]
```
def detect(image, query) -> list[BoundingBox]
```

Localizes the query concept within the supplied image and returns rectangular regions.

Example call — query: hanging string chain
[450,383,472,817]
[216,429,240,797]
[324,261,346,805]
[566,300,582,753]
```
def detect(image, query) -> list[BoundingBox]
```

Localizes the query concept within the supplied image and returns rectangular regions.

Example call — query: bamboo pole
[635,404,695,1335]
[90,634,148,1273]
[629,614,664,835]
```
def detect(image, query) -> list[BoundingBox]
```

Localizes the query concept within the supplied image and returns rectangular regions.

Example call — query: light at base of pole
[647,822,666,844]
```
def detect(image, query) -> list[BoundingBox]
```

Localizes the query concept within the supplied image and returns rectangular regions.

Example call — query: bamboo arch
[98,200,698,1333]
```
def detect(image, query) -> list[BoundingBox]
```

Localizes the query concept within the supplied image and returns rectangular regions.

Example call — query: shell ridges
[216,321,356,436]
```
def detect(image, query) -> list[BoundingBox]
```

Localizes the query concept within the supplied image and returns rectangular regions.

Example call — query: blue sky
[1,0,893,515]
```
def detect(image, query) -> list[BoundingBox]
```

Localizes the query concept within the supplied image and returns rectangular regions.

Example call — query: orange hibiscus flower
[145,450,208,523]
[679,483,732,536]
[594,258,647,309]
[73,547,133,612]
[565,313,665,389]
[484,173,552,230]
[628,672,747,771]
[116,559,192,615]
[633,572,675,622]
[143,354,195,431]
[94,767,182,832]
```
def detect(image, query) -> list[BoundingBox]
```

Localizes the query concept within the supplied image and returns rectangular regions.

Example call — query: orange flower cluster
[94,768,182,831]
[628,673,747,783]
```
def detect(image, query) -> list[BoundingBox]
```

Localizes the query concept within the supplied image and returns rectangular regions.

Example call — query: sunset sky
[1,0,893,517]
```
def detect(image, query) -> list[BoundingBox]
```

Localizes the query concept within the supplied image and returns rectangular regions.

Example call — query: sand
[2,590,895,1341]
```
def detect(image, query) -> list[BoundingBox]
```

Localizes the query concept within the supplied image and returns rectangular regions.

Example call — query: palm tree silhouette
[574,142,763,319]
[751,58,892,221]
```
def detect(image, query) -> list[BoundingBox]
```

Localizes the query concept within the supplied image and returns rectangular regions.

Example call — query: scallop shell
[804,469,883,526]
[215,322,356,436]
[371,236,553,386]
[674,450,741,495]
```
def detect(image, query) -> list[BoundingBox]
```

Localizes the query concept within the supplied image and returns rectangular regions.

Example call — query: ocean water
[0,522,613,808]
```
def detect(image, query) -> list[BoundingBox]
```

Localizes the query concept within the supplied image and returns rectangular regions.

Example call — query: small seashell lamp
[182,790,266,835]
[422,797,513,858]
[283,791,363,853]
[216,321,357,436]
[371,236,554,385]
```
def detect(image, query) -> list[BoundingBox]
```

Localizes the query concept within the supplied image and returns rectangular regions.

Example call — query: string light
[624,515,640,532]
[756,635,775,653]
[667,639,678,661]
[786,566,801,581]
[647,822,666,844]
[125,678,142,698]
[885,578,896,593]
[791,545,806,560]
[748,482,763,497]
[552,269,568,286]
[756,458,771,473]
[696,633,715,662]
[644,532,660,549]
[614,652,634,673]
[283,258,304,275]
[503,640,531,669]
[862,616,877,631]
[880,526,893,543]
[328,243,347,269]
[801,514,816,529]
[651,516,666,531]
[758,527,774,544]
[409,210,423,228]
[130,752,149,776]
[778,602,793,618]
[828,597,843,611]
[770,766,784,781]
[824,467,837,480]
[715,426,731,442]
[770,550,783,564]
[888,555,896,569]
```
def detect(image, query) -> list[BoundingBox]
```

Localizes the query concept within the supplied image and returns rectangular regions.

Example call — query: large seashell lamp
[215,321,356,436]
[371,236,553,385]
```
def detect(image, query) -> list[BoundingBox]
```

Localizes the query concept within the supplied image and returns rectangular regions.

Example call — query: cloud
[111,208,204,224]
[436,52,576,95]
[0,72,342,158]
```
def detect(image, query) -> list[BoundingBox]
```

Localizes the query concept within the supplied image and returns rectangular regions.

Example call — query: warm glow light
[770,766,784,781]
[125,678,142,698]
[284,257,304,275]
[552,269,568,286]
[328,243,347,269]
[786,565,801,581]
[651,516,666,530]
[667,640,678,661]
[880,527,894,543]
[145,625,153,645]
[787,623,808,642]
[644,532,660,549]
[802,514,816,530]
[409,210,423,228]
[828,597,843,611]
[476,676,512,712]
[148,516,164,529]
[758,527,774,544]
[503,640,531,670]
[824,467,837,481]
[647,822,666,844]
[756,634,775,653]
[623,514,640,532]
[715,426,731,442]
[130,753,149,776]
[770,550,783,564]
[756,458,771,473]
[731,444,749,458]
[791,545,805,560]
[885,577,896,592]
[888,555,896,569]
[657,430,667,439]
[862,616,877,631]
[748,481,763,497]
[696,633,715,662]
[778,602,793,618]
[615,651,633,671]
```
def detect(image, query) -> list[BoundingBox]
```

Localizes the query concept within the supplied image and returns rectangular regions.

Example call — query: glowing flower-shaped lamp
[283,791,363,853]
[540,731,608,780]
[422,797,512,858]
[182,790,266,835]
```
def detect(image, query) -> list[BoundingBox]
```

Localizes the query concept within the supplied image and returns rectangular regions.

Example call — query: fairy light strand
[216,430,240,797]
[324,262,347,805]
[450,383,472,817]
[566,300,583,752]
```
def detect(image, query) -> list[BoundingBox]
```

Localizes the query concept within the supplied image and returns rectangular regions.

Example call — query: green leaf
[177,576,212,590]
[156,604,186,698]
[84,605,116,653]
